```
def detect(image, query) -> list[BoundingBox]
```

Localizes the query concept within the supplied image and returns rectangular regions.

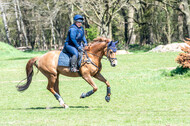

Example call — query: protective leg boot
[70,55,78,72]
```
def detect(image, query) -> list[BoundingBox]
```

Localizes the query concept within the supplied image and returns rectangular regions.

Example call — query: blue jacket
[65,24,88,48]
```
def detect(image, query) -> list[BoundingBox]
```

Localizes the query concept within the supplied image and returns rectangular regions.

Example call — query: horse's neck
[88,42,107,62]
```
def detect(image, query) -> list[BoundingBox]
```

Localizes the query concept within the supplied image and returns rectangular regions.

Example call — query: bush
[86,25,98,41]
[176,38,190,68]
[128,44,157,52]
[162,66,190,77]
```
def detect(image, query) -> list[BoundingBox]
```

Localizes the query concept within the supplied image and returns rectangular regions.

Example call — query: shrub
[86,25,99,41]
[176,38,190,68]
[162,66,190,77]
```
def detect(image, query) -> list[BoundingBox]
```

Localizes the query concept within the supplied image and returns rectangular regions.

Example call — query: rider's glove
[84,43,88,47]
[77,46,83,52]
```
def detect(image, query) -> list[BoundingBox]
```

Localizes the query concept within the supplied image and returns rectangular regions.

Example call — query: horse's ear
[108,41,113,46]
[115,40,119,44]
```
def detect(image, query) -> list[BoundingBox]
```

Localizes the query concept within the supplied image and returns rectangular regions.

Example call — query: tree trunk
[166,11,172,44]
[16,0,28,46]
[69,3,74,24]
[41,27,47,50]
[178,1,184,40]
[121,8,128,44]
[47,3,56,49]
[162,3,172,44]
[0,1,11,44]
[14,0,22,46]
[100,23,108,37]
[149,26,154,45]
[182,0,190,37]
[127,5,136,44]
[178,6,184,41]
[108,22,112,39]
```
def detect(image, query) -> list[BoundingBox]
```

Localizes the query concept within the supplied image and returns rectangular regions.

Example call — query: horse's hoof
[80,93,86,98]
[60,102,69,109]
[105,96,110,102]
[64,104,69,109]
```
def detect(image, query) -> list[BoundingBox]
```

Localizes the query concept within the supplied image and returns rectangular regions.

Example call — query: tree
[0,1,11,44]
[73,0,130,38]
[179,0,190,37]
[178,1,184,40]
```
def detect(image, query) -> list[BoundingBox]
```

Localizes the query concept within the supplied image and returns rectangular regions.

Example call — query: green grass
[0,42,44,60]
[0,43,190,125]
[128,44,158,53]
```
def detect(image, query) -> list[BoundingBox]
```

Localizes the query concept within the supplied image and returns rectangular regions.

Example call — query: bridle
[107,46,117,63]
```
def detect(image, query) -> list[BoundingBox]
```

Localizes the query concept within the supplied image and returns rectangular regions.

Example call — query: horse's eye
[110,51,113,54]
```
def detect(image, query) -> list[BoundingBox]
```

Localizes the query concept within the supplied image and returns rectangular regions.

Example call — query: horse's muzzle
[111,59,117,67]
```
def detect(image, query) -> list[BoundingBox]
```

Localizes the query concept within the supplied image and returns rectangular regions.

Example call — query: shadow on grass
[12,106,91,110]
[4,57,33,60]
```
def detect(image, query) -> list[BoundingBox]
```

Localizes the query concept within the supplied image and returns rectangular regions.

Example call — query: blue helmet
[73,14,84,22]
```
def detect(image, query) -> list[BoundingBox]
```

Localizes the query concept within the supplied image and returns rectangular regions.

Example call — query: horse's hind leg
[80,74,98,98]
[54,74,60,95]
[47,74,68,108]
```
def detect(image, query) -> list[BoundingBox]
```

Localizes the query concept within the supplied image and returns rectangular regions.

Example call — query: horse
[17,37,118,108]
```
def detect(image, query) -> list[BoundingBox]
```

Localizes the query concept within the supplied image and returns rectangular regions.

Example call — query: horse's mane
[89,37,111,46]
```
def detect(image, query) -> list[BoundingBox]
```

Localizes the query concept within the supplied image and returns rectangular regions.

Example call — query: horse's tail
[16,57,39,92]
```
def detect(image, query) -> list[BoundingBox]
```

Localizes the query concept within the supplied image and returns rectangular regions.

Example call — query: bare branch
[72,2,101,27]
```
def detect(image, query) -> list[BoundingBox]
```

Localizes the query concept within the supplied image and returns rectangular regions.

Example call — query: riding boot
[70,55,78,72]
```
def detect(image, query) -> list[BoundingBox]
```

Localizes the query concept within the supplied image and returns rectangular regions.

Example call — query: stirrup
[70,67,79,72]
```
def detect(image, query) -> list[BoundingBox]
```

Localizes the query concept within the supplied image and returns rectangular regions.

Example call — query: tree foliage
[0,0,190,50]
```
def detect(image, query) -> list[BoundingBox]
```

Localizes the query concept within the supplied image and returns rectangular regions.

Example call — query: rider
[64,14,88,72]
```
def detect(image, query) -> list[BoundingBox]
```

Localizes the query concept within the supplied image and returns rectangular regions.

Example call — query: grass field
[0,42,190,125]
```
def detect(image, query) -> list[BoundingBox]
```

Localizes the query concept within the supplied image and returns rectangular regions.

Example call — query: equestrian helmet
[73,14,84,23]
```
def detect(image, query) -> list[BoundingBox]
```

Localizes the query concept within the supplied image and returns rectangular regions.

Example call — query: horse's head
[86,37,118,67]
[105,40,118,67]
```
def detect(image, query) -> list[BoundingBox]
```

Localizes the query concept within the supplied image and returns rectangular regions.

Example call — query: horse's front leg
[94,73,111,102]
[80,74,98,98]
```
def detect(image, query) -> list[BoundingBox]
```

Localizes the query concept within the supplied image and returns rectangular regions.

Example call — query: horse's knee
[47,86,50,91]
[93,87,98,92]
[106,81,110,87]
[47,86,56,94]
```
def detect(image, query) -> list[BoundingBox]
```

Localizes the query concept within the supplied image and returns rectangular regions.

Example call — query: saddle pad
[58,51,71,67]
[58,49,83,68]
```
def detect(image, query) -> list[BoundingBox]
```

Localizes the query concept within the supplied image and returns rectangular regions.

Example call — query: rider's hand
[84,46,89,51]
[77,46,83,52]
[84,43,88,47]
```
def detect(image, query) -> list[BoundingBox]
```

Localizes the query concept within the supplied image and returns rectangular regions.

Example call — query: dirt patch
[149,43,190,52]
[116,50,132,55]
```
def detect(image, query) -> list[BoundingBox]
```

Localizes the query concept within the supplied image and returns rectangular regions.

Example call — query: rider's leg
[70,55,78,72]
[65,45,79,72]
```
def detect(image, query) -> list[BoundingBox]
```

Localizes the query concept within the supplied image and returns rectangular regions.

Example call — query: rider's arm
[81,27,88,46]
[70,28,80,48]
[82,35,88,46]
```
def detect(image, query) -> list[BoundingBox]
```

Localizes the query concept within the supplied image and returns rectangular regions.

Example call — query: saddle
[58,48,83,69]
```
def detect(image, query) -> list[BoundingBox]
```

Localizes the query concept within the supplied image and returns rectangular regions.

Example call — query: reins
[85,51,108,60]
[84,51,101,71]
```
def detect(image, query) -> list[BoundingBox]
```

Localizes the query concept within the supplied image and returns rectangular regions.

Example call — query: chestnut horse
[17,37,118,108]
